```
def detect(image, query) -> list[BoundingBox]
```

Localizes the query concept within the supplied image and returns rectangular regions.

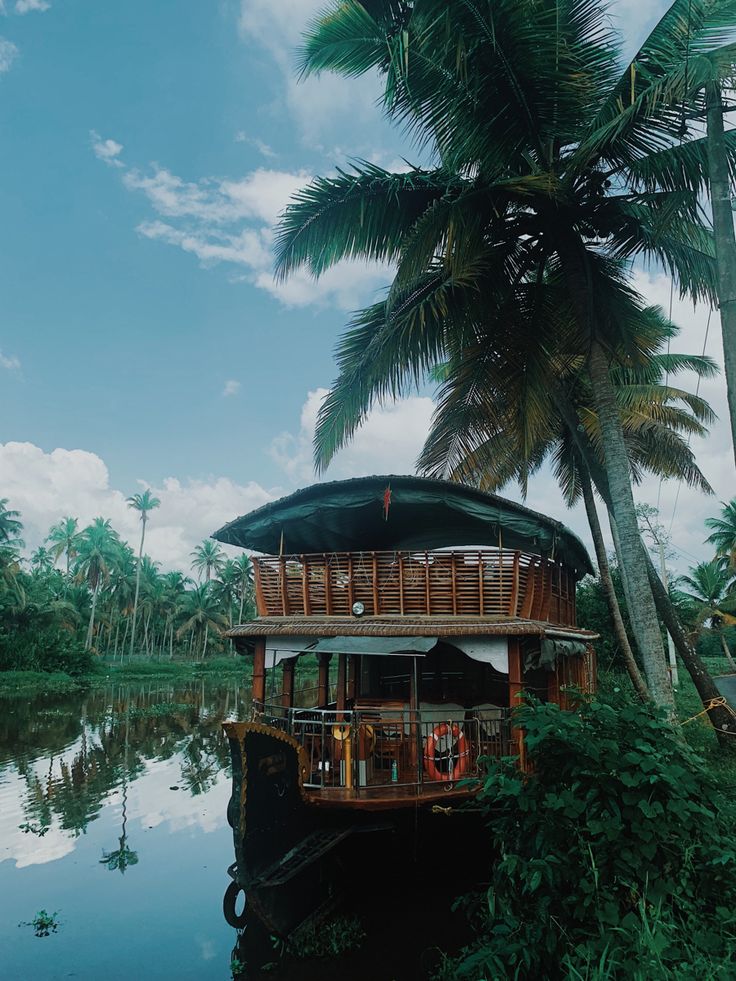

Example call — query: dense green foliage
[441,694,736,980]
[0,501,255,673]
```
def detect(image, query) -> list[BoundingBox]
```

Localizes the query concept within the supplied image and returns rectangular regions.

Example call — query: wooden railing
[252,549,577,626]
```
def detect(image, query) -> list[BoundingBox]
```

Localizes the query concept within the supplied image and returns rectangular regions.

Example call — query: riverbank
[0,657,249,697]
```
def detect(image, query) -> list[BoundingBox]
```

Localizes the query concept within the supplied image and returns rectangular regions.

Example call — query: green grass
[0,656,250,696]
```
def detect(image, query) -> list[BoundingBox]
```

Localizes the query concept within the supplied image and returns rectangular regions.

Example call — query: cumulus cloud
[269,387,436,485]
[0,349,20,370]
[0,441,275,572]
[90,131,124,168]
[222,379,240,397]
[0,37,18,74]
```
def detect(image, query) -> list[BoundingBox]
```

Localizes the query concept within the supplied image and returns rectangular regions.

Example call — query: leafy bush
[0,623,94,676]
[440,695,736,980]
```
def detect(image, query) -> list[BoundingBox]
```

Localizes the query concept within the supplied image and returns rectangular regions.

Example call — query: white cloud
[90,131,124,168]
[0,441,275,572]
[237,0,387,147]
[0,37,18,74]
[222,379,240,397]
[15,0,50,12]
[269,387,435,484]
[0,349,20,370]
[94,142,392,309]
[235,131,277,159]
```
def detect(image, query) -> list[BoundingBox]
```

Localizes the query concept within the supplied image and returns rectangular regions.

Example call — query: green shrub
[0,624,94,676]
[440,695,736,980]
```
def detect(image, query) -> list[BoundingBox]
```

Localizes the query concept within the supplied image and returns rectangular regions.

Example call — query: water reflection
[0,679,245,862]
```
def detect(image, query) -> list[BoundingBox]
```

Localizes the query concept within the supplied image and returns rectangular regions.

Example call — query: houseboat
[216,476,596,933]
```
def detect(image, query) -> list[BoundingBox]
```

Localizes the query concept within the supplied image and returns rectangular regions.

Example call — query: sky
[0,0,732,577]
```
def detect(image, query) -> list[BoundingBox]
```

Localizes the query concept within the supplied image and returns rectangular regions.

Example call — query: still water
[1,680,249,981]
[1,682,471,981]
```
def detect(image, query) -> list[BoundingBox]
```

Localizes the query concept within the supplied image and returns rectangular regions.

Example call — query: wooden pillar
[336,653,347,714]
[409,656,420,771]
[508,637,524,762]
[281,657,296,708]
[252,637,266,709]
[317,652,331,707]
[346,654,357,702]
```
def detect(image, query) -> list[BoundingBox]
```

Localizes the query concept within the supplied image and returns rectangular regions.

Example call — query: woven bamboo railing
[252,549,577,626]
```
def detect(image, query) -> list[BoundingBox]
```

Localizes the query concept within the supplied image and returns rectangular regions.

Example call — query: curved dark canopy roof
[212,475,593,577]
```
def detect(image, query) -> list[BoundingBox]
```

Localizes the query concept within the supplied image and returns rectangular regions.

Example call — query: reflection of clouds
[122,758,229,835]
[0,770,75,869]
[196,937,217,961]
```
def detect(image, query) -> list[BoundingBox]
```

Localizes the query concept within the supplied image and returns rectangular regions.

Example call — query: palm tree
[161,571,192,658]
[706,499,736,570]
[680,560,736,669]
[74,518,120,650]
[127,489,161,658]
[275,0,736,708]
[233,553,254,624]
[0,498,24,549]
[190,540,225,583]
[46,517,81,585]
[176,583,228,658]
[30,545,54,575]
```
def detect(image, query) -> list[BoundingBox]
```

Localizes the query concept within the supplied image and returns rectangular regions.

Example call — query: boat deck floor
[305,780,478,810]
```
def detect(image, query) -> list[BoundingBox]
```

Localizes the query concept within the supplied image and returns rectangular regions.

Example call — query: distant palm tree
[75,518,120,650]
[191,540,225,583]
[127,490,161,658]
[46,517,81,585]
[706,500,736,571]
[0,498,24,550]
[176,583,228,658]
[680,560,736,668]
[234,553,254,624]
[30,546,54,575]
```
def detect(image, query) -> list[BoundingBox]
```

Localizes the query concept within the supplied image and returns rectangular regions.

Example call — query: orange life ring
[423,723,469,782]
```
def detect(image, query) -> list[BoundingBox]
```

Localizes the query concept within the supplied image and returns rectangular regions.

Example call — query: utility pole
[706,79,736,470]
[657,541,679,689]
[637,504,679,688]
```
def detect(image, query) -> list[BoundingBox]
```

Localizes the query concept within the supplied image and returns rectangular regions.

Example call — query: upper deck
[251,547,577,626]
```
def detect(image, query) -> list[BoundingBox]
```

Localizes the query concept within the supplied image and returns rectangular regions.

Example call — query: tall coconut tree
[274,0,736,709]
[176,583,228,658]
[126,489,161,658]
[706,499,736,570]
[47,517,81,586]
[680,559,736,668]
[74,518,120,650]
[0,498,24,550]
[233,553,254,624]
[191,540,225,583]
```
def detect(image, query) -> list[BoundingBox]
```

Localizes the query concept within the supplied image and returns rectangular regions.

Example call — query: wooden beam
[519,558,537,618]
[281,657,296,708]
[301,556,311,616]
[317,652,331,707]
[252,637,266,709]
[508,637,524,762]
[336,653,347,714]
[509,551,520,616]
[278,556,290,616]
[252,559,267,618]
[323,553,333,615]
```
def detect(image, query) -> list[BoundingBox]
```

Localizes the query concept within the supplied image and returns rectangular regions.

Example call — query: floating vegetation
[20,910,60,937]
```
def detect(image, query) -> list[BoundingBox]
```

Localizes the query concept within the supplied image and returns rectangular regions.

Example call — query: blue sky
[0,0,731,573]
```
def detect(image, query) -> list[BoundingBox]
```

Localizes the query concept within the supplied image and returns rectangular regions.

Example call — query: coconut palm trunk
[129,514,146,659]
[587,341,674,710]
[706,80,736,469]
[580,468,649,701]
[86,579,100,650]
[720,631,736,671]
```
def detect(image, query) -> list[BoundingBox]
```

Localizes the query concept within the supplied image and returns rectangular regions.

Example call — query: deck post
[410,656,422,781]
[252,637,266,711]
[317,652,331,707]
[347,654,357,702]
[336,653,347,715]
[281,657,296,708]
[508,637,524,762]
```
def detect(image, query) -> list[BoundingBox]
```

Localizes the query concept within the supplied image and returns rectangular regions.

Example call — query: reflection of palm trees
[101,701,138,874]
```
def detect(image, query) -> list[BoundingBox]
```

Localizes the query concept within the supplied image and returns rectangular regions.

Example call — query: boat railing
[251,548,577,626]
[258,703,512,795]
